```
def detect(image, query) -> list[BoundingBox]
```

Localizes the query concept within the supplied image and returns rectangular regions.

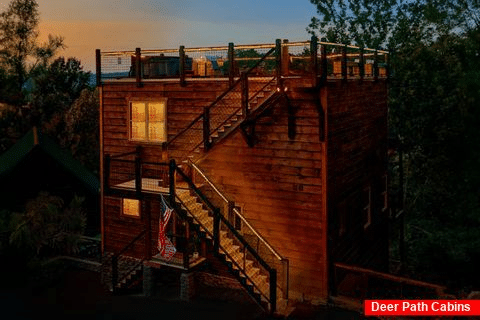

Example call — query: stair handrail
[167,46,277,157]
[189,160,283,261]
[174,165,277,308]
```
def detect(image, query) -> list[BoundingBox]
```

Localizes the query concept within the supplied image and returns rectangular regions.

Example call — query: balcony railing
[95,37,389,86]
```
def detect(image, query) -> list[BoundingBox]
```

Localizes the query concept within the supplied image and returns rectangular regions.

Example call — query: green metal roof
[0,127,100,194]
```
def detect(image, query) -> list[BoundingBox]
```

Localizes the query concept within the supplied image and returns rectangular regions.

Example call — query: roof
[0,127,100,194]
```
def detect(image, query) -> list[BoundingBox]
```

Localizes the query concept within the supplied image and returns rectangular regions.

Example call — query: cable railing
[95,37,389,86]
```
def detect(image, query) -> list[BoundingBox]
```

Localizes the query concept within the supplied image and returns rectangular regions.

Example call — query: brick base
[180,272,196,301]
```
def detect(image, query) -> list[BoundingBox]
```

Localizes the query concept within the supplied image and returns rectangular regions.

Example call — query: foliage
[308,0,480,287]
[8,191,86,257]
[0,0,64,105]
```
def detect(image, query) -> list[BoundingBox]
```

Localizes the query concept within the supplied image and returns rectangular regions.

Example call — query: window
[362,186,372,229]
[130,100,167,142]
[123,198,140,217]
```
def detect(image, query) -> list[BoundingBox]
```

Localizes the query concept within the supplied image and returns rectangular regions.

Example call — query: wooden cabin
[97,39,390,313]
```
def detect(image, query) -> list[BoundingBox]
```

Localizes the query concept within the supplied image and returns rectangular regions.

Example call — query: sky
[24,0,317,72]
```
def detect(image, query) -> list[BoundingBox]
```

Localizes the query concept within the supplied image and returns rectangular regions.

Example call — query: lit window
[363,186,371,229]
[123,198,140,217]
[130,100,167,142]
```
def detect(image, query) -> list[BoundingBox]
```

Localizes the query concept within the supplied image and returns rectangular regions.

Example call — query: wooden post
[228,42,235,86]
[269,269,277,314]
[169,159,176,205]
[96,49,101,87]
[359,47,365,80]
[203,108,210,150]
[183,224,190,269]
[275,39,282,89]
[374,49,379,81]
[213,208,220,252]
[104,154,111,193]
[241,72,249,117]
[112,256,118,294]
[310,36,318,87]
[282,39,289,76]
[179,45,186,87]
[321,38,327,81]
[145,201,152,260]
[135,47,142,87]
[135,155,142,197]
[342,44,347,80]
[385,52,390,80]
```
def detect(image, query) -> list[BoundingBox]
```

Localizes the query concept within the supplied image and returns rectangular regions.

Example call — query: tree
[308,0,480,287]
[0,0,64,105]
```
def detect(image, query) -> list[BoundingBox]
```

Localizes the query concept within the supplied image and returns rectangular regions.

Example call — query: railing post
[213,208,220,252]
[359,47,365,80]
[321,38,327,82]
[275,39,283,89]
[241,72,249,117]
[135,47,143,87]
[228,201,235,237]
[96,49,101,87]
[112,255,118,294]
[342,44,347,80]
[310,36,318,87]
[282,39,289,76]
[385,52,390,80]
[374,49,379,81]
[169,159,176,205]
[203,108,211,150]
[183,223,190,269]
[228,42,235,86]
[270,268,277,314]
[104,154,111,193]
[179,45,186,87]
[145,202,152,260]
[135,154,142,197]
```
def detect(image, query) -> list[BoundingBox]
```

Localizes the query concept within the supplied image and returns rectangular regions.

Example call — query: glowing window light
[129,100,166,142]
[123,198,140,216]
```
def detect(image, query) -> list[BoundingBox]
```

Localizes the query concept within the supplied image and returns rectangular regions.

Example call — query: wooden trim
[321,86,330,298]
[99,86,105,254]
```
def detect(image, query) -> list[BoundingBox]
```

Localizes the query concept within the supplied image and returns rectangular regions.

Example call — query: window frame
[122,198,141,219]
[128,98,167,144]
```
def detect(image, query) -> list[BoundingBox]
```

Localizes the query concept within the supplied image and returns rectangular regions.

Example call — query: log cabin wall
[324,80,389,270]
[196,78,327,302]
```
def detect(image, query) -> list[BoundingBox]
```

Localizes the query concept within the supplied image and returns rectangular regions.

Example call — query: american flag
[158,200,176,260]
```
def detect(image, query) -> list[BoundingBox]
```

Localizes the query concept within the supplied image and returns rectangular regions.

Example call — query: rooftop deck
[96,38,389,86]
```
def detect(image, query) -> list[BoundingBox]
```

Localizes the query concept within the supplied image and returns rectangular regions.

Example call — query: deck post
[96,49,101,87]
[213,208,220,252]
[135,154,142,197]
[359,47,365,80]
[342,44,347,80]
[385,51,390,80]
[135,47,142,87]
[203,108,210,150]
[104,154,111,193]
[321,38,327,81]
[145,202,152,260]
[282,39,289,76]
[310,36,318,87]
[169,159,176,205]
[241,72,249,117]
[228,42,235,86]
[275,39,283,89]
[179,45,186,87]
[374,49,379,81]
[269,268,277,314]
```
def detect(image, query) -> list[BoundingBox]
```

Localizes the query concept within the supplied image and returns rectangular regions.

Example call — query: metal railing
[167,45,279,162]
[95,37,389,86]
[333,262,447,300]
[188,160,289,301]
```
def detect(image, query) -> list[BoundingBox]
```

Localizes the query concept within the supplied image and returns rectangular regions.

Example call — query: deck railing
[95,37,389,86]
[333,262,447,300]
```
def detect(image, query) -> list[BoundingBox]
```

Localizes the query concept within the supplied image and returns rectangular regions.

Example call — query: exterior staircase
[174,185,288,314]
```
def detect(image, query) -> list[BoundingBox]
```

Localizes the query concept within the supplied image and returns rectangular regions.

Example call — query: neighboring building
[0,127,100,235]
[97,39,389,313]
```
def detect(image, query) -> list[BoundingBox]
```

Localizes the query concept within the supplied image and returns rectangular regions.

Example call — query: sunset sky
[29,0,316,72]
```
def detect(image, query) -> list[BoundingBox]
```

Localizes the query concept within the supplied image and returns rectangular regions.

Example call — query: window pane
[131,122,146,140]
[149,122,166,142]
[131,102,146,122]
[149,102,165,122]
[123,199,140,216]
